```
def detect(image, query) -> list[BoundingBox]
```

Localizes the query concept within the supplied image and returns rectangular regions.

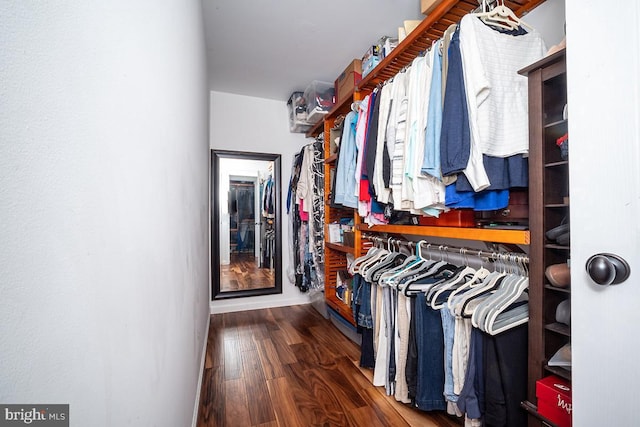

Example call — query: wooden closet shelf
[305,118,324,138]
[545,322,571,337]
[326,94,354,120]
[325,242,356,255]
[306,96,355,138]
[356,0,547,92]
[325,295,356,326]
[545,365,571,381]
[545,118,568,129]
[356,224,530,245]
[545,160,569,168]
[521,400,560,427]
[545,243,570,250]
[544,284,571,294]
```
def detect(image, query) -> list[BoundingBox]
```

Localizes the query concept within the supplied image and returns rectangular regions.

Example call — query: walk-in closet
[4,1,635,426]
[281,0,568,425]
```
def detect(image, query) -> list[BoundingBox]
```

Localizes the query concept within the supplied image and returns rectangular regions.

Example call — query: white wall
[0,2,210,427]
[210,91,311,313]
[524,0,566,48]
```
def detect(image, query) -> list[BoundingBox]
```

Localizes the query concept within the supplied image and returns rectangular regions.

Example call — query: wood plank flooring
[196,304,462,427]
[220,253,275,292]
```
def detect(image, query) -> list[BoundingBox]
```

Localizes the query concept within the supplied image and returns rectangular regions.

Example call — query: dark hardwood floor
[220,253,275,292]
[196,304,462,427]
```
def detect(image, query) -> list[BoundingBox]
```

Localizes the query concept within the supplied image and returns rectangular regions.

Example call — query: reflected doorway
[220,176,275,292]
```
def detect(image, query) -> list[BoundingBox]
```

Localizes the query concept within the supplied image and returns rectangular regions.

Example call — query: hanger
[473,0,532,31]
[378,242,421,288]
[402,245,458,296]
[446,250,491,312]
[358,245,389,278]
[481,254,530,334]
[387,241,436,291]
[366,238,407,283]
[472,271,522,328]
[386,241,430,278]
[466,253,529,333]
[358,236,398,279]
[428,248,477,309]
[455,253,508,317]
[350,237,383,274]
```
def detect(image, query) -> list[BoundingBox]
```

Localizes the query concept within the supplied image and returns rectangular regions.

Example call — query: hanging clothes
[333,110,359,209]
[287,142,325,292]
[350,238,530,426]
[458,14,546,191]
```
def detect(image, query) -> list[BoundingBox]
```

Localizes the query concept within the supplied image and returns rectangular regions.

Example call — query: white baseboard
[209,294,311,314]
[191,313,210,427]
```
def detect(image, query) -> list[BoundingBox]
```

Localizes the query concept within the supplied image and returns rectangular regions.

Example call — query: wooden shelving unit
[519,49,570,426]
[315,0,549,330]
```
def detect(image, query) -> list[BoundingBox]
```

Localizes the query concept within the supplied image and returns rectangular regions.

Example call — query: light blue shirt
[334,111,359,208]
[422,41,443,178]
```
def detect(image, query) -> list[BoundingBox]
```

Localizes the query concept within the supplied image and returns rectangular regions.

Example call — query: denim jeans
[415,293,446,411]
[352,274,373,329]
[441,307,458,403]
[456,327,484,420]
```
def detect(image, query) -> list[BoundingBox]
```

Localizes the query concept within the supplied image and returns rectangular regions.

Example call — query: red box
[536,375,572,427]
[418,209,475,227]
[334,59,362,105]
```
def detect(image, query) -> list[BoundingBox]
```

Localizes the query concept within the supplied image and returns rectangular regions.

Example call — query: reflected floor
[220,253,275,292]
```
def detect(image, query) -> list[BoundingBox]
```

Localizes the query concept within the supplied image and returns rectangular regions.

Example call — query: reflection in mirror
[211,150,282,299]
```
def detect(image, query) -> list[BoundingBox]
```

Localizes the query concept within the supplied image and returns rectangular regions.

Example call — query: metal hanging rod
[361,233,529,263]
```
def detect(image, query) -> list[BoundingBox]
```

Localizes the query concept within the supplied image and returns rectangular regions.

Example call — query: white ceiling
[202,0,425,101]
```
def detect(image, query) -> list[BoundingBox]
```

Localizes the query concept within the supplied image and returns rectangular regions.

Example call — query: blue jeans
[352,274,373,329]
[441,307,458,403]
[456,327,484,419]
[415,293,446,411]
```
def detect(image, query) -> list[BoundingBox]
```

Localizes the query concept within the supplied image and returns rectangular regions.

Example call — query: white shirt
[460,15,546,155]
[459,15,546,190]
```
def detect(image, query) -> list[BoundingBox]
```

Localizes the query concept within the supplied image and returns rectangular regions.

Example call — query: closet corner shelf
[325,242,356,255]
[356,224,530,245]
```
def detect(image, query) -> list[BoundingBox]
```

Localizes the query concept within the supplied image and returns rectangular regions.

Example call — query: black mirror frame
[211,149,282,300]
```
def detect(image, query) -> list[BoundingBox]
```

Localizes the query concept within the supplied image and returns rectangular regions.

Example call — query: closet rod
[361,233,529,263]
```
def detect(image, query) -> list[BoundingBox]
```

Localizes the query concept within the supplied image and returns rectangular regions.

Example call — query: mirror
[211,150,282,299]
